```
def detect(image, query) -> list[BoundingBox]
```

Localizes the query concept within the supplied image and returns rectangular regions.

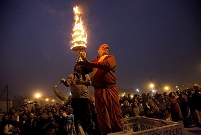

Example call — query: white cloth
[4,124,13,135]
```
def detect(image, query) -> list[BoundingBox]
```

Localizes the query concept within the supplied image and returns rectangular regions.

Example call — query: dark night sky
[0,0,201,98]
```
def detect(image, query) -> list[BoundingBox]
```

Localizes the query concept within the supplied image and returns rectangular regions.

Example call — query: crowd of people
[0,101,100,135]
[0,84,201,135]
[120,84,201,129]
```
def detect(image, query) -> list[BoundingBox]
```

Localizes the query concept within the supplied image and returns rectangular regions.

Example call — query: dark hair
[168,92,175,98]
[74,63,90,81]
[155,93,162,100]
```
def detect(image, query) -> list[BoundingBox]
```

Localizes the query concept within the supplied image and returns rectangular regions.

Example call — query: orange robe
[94,87,123,134]
[89,55,123,134]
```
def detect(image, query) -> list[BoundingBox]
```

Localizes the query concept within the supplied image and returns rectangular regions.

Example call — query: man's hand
[78,59,90,66]
[60,78,66,83]
[62,112,67,117]
[77,52,90,66]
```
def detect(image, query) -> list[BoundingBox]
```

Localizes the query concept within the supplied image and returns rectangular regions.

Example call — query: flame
[71,6,87,51]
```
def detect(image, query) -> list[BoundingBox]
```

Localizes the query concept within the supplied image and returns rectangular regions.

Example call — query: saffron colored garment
[89,55,123,134]
[94,87,123,134]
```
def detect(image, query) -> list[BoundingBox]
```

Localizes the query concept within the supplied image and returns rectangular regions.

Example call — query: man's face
[75,65,81,71]
[22,114,27,119]
[29,113,34,118]
[11,108,15,113]
[98,44,110,56]
[194,86,201,91]
[5,115,9,120]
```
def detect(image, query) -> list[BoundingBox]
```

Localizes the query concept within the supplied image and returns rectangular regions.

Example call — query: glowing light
[35,93,41,99]
[71,6,87,51]
[45,98,49,101]
[150,83,154,89]
[164,86,169,91]
[121,93,126,97]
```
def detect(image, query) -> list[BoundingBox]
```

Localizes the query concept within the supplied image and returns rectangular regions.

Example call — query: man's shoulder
[105,55,115,59]
[107,55,114,57]
[68,73,75,78]
[92,55,115,62]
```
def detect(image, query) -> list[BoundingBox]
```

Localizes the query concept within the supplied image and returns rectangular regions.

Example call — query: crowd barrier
[108,116,184,135]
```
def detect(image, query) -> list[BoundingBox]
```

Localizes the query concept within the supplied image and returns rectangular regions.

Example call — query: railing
[108,116,184,135]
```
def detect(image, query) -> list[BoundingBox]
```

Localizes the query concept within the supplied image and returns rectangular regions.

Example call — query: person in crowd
[24,112,39,135]
[47,111,59,134]
[127,94,133,104]
[79,43,124,135]
[21,105,30,115]
[169,92,183,122]
[139,92,159,118]
[190,84,201,127]
[51,107,60,130]
[147,92,160,118]
[40,112,58,135]
[132,101,140,117]
[18,106,24,115]
[163,92,170,103]
[63,108,76,135]
[19,112,28,135]
[38,111,49,135]
[60,63,95,134]
[51,107,58,116]
[119,95,128,106]
[121,100,133,118]
[132,94,139,105]
[8,107,17,116]
[154,93,171,120]
[4,115,20,135]
[139,93,150,116]
[0,114,10,135]
[56,109,68,135]
[35,107,44,121]
[179,92,195,128]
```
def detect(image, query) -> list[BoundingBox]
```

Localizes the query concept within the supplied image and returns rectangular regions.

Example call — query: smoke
[72,0,93,16]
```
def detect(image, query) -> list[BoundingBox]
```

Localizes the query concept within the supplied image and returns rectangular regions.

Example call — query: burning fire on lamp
[71,6,87,62]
